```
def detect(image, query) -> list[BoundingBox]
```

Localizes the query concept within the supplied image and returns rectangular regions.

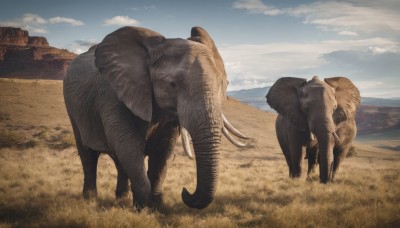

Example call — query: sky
[1,0,400,98]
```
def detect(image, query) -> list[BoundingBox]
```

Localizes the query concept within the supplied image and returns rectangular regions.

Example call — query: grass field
[1,78,399,227]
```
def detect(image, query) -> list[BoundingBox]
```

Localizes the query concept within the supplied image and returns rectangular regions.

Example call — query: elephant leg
[332,145,350,181]
[145,120,179,207]
[115,140,150,209]
[332,121,357,181]
[79,149,100,199]
[112,132,151,209]
[278,139,293,177]
[288,134,304,178]
[306,143,318,180]
[102,110,151,209]
[290,146,304,178]
[112,159,130,199]
[69,117,100,199]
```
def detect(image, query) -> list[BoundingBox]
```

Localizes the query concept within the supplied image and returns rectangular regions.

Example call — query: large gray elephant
[63,26,249,209]
[266,76,360,183]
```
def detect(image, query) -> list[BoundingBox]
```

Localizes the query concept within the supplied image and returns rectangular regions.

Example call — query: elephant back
[65,49,98,83]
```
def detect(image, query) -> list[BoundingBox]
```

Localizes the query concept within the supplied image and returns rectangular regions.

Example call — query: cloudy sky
[1,0,399,98]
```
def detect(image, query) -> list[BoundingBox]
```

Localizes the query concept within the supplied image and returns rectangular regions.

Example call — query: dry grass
[1,78,399,227]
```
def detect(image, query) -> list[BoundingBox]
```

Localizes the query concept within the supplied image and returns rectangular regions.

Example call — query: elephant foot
[132,188,151,211]
[116,190,130,199]
[115,177,130,199]
[115,182,130,199]
[149,193,164,209]
[290,172,302,179]
[83,189,97,199]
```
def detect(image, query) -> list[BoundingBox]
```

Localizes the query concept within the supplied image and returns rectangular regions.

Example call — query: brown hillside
[356,105,400,135]
[0,27,76,80]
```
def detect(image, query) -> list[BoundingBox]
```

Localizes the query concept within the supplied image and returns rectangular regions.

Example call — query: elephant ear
[188,27,228,99]
[95,26,165,122]
[325,77,360,124]
[266,77,308,131]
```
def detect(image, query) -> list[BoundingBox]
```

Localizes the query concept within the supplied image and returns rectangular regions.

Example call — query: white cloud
[354,80,400,98]
[230,0,400,97]
[233,0,281,16]
[288,1,400,36]
[0,14,85,34]
[338,31,358,36]
[234,1,400,37]
[0,14,48,33]
[66,39,98,54]
[49,17,84,26]
[73,48,84,55]
[103,16,140,26]
[25,26,47,34]
[20,13,47,25]
[220,38,400,92]
[356,81,384,90]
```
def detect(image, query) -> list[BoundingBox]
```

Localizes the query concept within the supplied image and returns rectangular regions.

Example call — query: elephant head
[266,76,360,183]
[94,26,247,209]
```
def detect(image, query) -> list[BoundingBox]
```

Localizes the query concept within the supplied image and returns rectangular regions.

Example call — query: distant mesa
[0,27,76,80]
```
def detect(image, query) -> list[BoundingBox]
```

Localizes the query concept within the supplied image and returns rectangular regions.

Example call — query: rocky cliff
[0,27,76,79]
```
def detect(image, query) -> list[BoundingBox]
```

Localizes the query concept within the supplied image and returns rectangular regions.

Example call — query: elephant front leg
[112,159,130,199]
[145,120,179,208]
[306,142,319,181]
[110,131,151,209]
[288,134,305,179]
[332,122,357,181]
[332,145,351,181]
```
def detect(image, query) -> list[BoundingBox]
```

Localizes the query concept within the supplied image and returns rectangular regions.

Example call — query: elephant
[266,76,360,183]
[63,26,250,210]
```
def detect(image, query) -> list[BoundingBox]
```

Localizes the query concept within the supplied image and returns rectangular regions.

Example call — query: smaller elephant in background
[266,76,360,183]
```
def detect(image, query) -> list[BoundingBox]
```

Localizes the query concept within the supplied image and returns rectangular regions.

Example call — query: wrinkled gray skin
[63,26,230,209]
[266,76,360,183]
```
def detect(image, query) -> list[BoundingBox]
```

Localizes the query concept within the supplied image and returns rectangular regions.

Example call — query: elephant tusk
[180,127,194,160]
[222,114,250,139]
[310,132,316,141]
[333,132,340,143]
[223,127,248,148]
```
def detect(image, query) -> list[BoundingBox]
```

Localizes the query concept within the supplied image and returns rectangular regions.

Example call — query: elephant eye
[169,81,177,89]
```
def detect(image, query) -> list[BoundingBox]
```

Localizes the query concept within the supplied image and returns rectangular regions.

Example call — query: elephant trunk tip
[181,187,213,209]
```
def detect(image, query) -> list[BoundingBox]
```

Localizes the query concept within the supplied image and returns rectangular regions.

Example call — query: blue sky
[1,0,400,98]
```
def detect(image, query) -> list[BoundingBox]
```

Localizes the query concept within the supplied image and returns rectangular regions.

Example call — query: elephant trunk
[181,131,221,209]
[180,96,222,209]
[317,131,335,183]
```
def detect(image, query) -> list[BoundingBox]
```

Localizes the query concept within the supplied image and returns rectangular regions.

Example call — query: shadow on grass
[0,191,85,226]
[148,188,296,227]
[0,204,47,224]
